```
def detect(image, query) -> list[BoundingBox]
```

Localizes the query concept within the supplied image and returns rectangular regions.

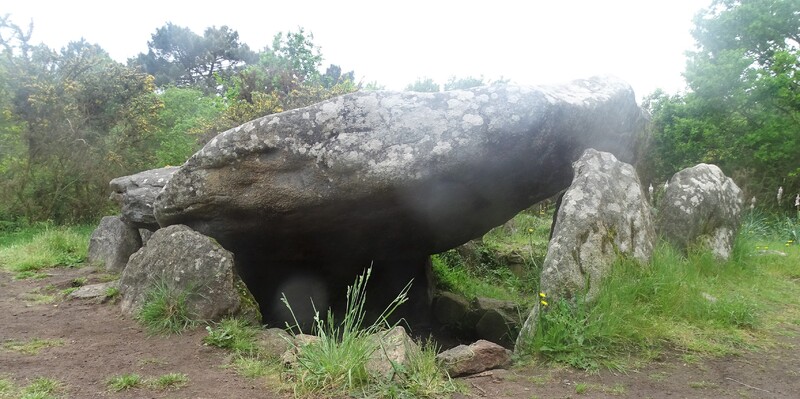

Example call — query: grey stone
[366,326,419,380]
[539,149,655,302]
[436,339,512,377]
[119,224,260,324]
[433,292,471,330]
[515,149,655,352]
[138,228,154,246]
[281,333,320,367]
[657,164,743,260]
[109,166,178,229]
[256,328,292,360]
[69,281,119,299]
[87,216,142,273]
[153,77,645,262]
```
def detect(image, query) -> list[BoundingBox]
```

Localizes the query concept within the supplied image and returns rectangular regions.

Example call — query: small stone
[437,340,512,377]
[69,281,118,299]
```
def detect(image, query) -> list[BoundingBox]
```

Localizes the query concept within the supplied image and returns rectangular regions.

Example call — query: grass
[149,373,188,390]
[281,268,456,398]
[203,318,260,355]
[16,377,63,399]
[106,373,142,392]
[2,338,64,355]
[514,208,800,371]
[0,224,91,277]
[432,209,551,301]
[136,279,197,335]
[230,356,273,378]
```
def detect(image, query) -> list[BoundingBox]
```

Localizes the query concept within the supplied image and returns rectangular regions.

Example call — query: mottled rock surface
[657,164,743,260]
[69,281,119,299]
[154,77,644,262]
[149,77,644,326]
[87,216,141,273]
[436,339,512,377]
[539,149,655,301]
[515,149,655,351]
[119,224,260,323]
[366,326,418,379]
[109,166,177,229]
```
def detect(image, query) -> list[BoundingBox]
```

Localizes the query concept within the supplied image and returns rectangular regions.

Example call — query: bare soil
[2,266,799,399]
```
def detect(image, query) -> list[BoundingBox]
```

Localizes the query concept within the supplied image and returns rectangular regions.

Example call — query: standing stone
[109,166,178,230]
[119,224,260,324]
[539,149,655,301]
[657,164,743,260]
[87,216,142,273]
[515,149,655,351]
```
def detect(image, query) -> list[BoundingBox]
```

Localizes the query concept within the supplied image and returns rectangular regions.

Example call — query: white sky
[4,0,710,101]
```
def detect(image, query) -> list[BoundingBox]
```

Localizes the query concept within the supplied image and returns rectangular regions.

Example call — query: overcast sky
[4,0,710,101]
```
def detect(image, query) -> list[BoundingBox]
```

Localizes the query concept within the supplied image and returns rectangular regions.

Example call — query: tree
[645,0,799,198]
[0,16,160,223]
[444,76,485,91]
[131,23,256,91]
[405,77,440,92]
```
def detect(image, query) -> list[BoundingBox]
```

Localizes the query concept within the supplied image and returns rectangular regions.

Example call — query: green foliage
[0,225,90,273]
[203,318,259,355]
[18,377,62,399]
[136,280,197,335]
[644,0,800,197]
[443,75,485,90]
[1,16,162,223]
[518,228,800,370]
[283,268,446,398]
[230,356,273,378]
[106,373,142,392]
[149,373,188,390]
[367,339,457,399]
[132,23,255,90]
[152,87,223,166]
[2,338,64,355]
[405,77,440,92]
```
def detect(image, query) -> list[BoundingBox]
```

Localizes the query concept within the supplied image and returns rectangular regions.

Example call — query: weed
[689,380,718,389]
[3,338,64,355]
[203,318,259,355]
[368,339,457,398]
[230,356,272,378]
[13,271,49,280]
[575,382,589,394]
[19,377,62,399]
[149,373,188,390]
[136,279,197,335]
[104,286,120,299]
[106,373,142,392]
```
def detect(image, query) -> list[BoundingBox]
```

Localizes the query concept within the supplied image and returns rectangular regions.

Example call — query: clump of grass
[149,373,188,390]
[3,338,64,355]
[104,286,120,300]
[230,356,273,378]
[19,377,63,399]
[203,318,259,355]
[106,373,142,392]
[136,280,197,335]
[283,268,409,397]
[0,378,14,398]
[0,225,89,273]
[367,339,458,398]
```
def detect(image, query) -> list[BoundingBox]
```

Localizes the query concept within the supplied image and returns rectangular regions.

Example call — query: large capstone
[657,164,743,260]
[152,77,646,325]
[109,166,178,230]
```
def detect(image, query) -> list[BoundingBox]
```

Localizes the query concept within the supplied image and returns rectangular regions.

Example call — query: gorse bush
[137,280,197,335]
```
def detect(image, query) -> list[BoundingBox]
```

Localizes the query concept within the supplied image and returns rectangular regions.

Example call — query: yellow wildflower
[540,300,548,307]
[539,292,546,298]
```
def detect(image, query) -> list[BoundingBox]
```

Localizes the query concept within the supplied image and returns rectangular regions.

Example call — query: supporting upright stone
[87,215,142,273]
[657,163,743,260]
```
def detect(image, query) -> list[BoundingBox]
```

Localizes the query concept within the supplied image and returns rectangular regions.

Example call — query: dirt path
[2,267,799,399]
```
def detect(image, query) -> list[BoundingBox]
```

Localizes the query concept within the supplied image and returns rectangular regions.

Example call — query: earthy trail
[2,267,798,399]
